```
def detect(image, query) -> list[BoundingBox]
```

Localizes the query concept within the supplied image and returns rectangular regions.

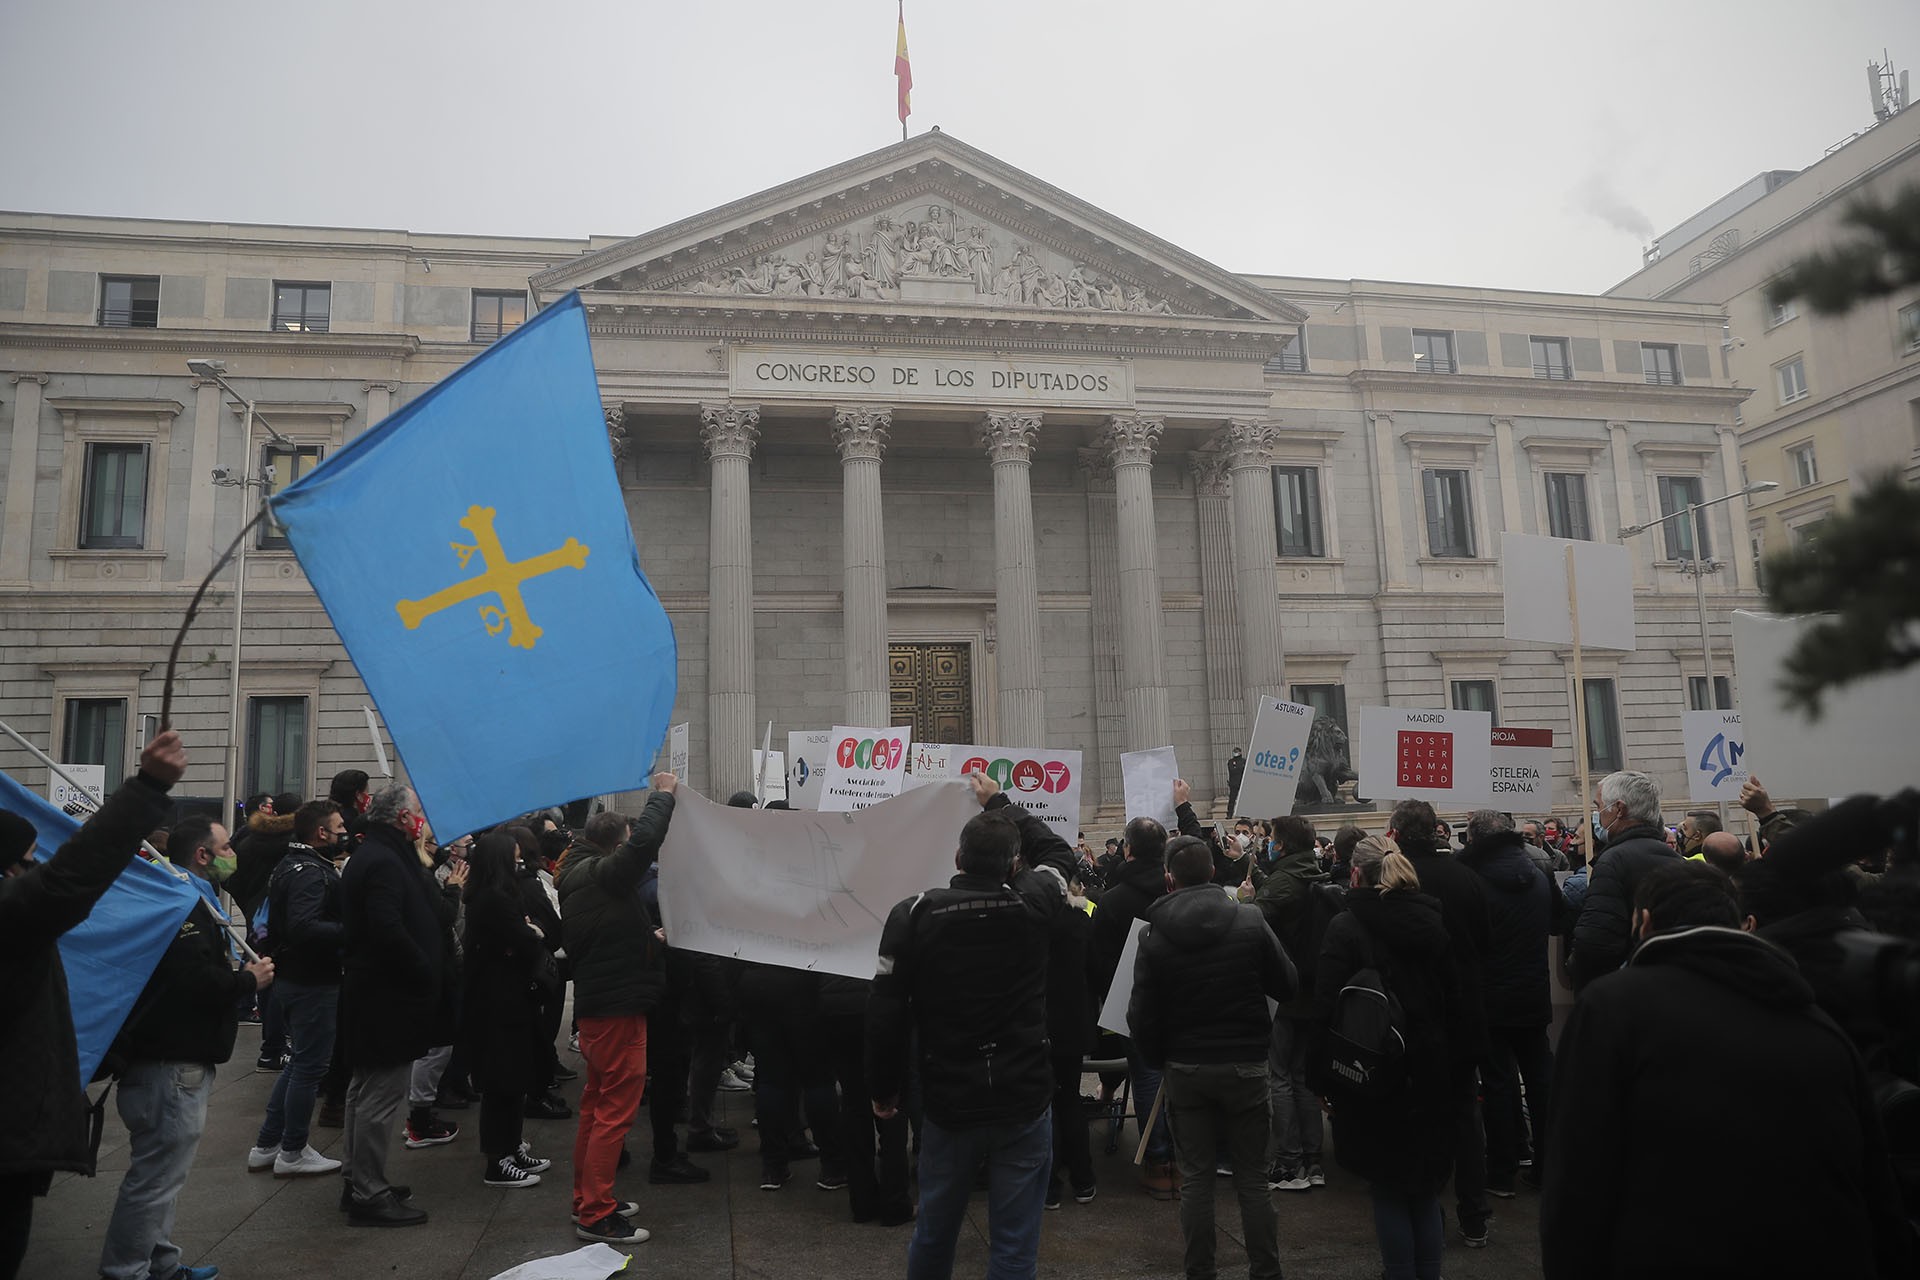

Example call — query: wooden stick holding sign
[1566,544,1595,845]
[1134,1088,1166,1166]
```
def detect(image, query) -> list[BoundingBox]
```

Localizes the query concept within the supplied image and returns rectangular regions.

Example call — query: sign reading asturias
[730,346,1133,408]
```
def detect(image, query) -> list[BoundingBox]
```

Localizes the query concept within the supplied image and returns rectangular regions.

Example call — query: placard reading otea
[731,346,1132,408]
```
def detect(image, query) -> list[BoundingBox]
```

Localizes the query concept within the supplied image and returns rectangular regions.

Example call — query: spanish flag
[895,1,912,131]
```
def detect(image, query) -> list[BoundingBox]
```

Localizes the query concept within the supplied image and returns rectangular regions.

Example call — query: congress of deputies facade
[0,131,1763,822]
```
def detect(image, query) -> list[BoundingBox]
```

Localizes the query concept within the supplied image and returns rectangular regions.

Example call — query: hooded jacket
[1254,845,1335,1018]
[1542,926,1913,1280]
[1087,800,1203,1004]
[224,809,296,917]
[0,771,172,1180]
[1128,884,1295,1067]
[1459,830,1559,1028]
[1568,823,1677,990]
[558,792,673,1019]
[265,842,343,986]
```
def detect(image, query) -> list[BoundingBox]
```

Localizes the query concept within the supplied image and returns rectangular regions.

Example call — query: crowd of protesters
[3,728,1916,1280]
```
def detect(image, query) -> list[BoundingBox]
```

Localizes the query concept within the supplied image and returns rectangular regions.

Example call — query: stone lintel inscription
[729,346,1133,409]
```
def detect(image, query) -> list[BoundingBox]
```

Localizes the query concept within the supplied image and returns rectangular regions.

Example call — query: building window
[1787,441,1818,488]
[1291,684,1348,734]
[1265,331,1307,374]
[271,282,331,333]
[1641,343,1681,386]
[1768,296,1798,327]
[246,696,308,797]
[1544,472,1592,540]
[1687,675,1733,711]
[1791,518,1827,549]
[1271,465,1325,558]
[1898,302,1920,353]
[471,290,527,343]
[1450,679,1499,723]
[98,275,159,328]
[62,698,127,772]
[1656,475,1709,560]
[1412,329,1456,374]
[1530,336,1571,380]
[258,445,325,548]
[1775,355,1808,404]
[1422,468,1476,558]
[79,442,148,549]
[1583,678,1623,773]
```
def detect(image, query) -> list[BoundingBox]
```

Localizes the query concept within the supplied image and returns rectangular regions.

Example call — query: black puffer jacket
[1129,885,1295,1067]
[264,843,342,985]
[0,772,172,1180]
[867,796,1074,1129]
[1401,843,1491,1060]
[1568,824,1678,991]
[1460,831,1557,1028]
[113,889,257,1068]
[558,792,673,1019]
[224,810,295,918]
[340,823,448,1067]
[1087,800,1202,1004]
[1543,927,1913,1280]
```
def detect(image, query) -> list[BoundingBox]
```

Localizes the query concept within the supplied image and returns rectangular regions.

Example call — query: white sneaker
[717,1068,752,1092]
[274,1145,343,1178]
[731,1056,756,1082]
[246,1145,278,1173]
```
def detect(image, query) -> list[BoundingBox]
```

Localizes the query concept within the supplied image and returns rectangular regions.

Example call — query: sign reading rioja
[730,345,1133,408]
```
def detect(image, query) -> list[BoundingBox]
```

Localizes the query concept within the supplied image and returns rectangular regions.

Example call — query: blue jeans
[907,1108,1051,1280]
[1370,1183,1442,1280]
[1267,1015,1323,1170]
[256,981,338,1153]
[100,1061,214,1280]
[1128,1045,1172,1163]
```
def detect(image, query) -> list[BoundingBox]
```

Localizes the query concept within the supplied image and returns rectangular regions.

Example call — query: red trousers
[571,1014,648,1224]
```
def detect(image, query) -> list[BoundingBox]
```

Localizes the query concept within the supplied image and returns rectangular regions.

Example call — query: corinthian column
[979,410,1045,746]
[1223,419,1288,710]
[700,402,760,796]
[1100,415,1170,750]
[833,406,892,726]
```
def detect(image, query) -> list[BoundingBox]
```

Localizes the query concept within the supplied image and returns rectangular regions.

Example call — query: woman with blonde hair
[1315,835,1458,1280]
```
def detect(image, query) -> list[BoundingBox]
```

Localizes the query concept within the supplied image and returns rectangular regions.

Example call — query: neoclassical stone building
[0,131,1762,822]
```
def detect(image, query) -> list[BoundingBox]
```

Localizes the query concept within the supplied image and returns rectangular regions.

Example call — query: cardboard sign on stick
[1681,710,1747,803]
[668,722,690,781]
[1357,707,1495,807]
[1501,532,1637,651]
[1235,697,1318,818]
[1121,748,1179,829]
[1097,917,1150,1036]
[787,731,833,810]
[819,725,912,812]
[1490,727,1553,807]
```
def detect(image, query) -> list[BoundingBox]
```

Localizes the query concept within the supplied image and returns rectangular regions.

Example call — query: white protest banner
[956,746,1082,842]
[1681,709,1747,803]
[904,741,955,790]
[668,722,690,781]
[1490,726,1553,807]
[787,730,832,810]
[1357,707,1494,807]
[1235,697,1317,818]
[1097,916,1150,1036]
[819,725,912,812]
[657,780,977,978]
[363,706,392,778]
[752,751,787,803]
[49,763,105,813]
[1121,747,1178,829]
[1734,610,1918,798]
[1500,532,1637,651]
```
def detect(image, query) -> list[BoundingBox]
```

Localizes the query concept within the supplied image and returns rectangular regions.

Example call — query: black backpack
[1318,921,1410,1102]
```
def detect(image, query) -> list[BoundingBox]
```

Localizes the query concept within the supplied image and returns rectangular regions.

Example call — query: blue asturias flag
[271,292,677,838]
[0,769,201,1087]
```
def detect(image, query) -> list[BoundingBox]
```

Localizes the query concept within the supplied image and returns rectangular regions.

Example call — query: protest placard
[957,745,1082,841]
[1681,709,1747,803]
[787,730,832,810]
[751,750,787,803]
[1097,917,1149,1036]
[819,724,912,812]
[1357,707,1494,807]
[668,722,690,780]
[1489,726,1553,806]
[1121,747,1178,828]
[363,706,392,778]
[1500,532,1637,651]
[1235,697,1317,818]
[904,741,955,790]
[48,763,104,813]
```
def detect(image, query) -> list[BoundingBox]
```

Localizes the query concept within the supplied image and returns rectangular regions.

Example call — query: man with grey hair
[1517,820,1565,875]
[338,784,447,1227]
[1568,771,1678,992]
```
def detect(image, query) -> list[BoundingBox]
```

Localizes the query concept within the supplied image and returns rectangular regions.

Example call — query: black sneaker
[816,1167,849,1191]
[1461,1220,1490,1248]
[483,1156,542,1188]
[524,1092,573,1120]
[572,1200,639,1224]
[348,1189,428,1228]
[403,1117,459,1148]
[255,1052,288,1072]
[552,1062,579,1082]
[649,1155,710,1184]
[1488,1182,1517,1199]
[339,1182,411,1212]
[1043,1183,1062,1211]
[686,1127,739,1153]
[1073,1182,1098,1204]
[575,1210,650,1245]
[759,1166,791,1191]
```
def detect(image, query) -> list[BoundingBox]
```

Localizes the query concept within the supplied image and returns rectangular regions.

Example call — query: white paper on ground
[1121,747,1178,829]
[487,1241,631,1280]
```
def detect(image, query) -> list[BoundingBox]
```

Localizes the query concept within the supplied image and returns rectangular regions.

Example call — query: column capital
[1606,419,1631,436]
[1366,409,1395,427]
[700,402,761,461]
[1077,446,1115,491]
[1100,415,1163,466]
[831,405,892,462]
[1221,417,1280,470]
[362,380,399,395]
[605,406,630,460]
[1715,423,1739,439]
[8,373,49,388]
[1188,450,1232,496]
[1489,414,1515,429]
[978,410,1040,465]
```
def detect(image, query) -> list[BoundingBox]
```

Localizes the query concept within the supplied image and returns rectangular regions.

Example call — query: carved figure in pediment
[900,221,935,277]
[1126,286,1173,314]
[1098,278,1126,310]
[1038,269,1069,310]
[992,262,1018,304]
[1012,244,1041,305]
[796,251,827,296]
[821,233,850,297]
[1065,266,1097,310]
[773,259,807,296]
[964,225,996,293]
[685,270,730,294]
[843,254,890,300]
[866,217,901,288]
[926,204,959,251]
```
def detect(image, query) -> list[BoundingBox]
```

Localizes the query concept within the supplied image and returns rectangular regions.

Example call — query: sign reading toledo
[731,345,1133,409]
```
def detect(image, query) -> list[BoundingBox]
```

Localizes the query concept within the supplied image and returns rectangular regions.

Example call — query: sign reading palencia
[729,345,1133,408]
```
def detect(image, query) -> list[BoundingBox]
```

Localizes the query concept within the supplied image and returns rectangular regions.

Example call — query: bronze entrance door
[888,643,974,744]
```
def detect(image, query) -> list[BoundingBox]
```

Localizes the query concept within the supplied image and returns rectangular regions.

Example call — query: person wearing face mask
[1567,771,1681,993]
[98,817,276,1280]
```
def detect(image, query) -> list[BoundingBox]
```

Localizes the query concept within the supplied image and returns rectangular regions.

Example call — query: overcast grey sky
[4,0,1915,293]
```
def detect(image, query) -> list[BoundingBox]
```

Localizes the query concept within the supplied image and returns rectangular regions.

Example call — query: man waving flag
[895,0,912,139]
[271,292,678,839]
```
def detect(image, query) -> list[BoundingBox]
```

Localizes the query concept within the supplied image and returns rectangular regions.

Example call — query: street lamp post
[187,359,293,828]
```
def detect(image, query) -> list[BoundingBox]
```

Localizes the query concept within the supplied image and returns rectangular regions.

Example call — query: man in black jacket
[558,778,677,1247]
[100,815,275,1280]
[867,770,1075,1280]
[1569,771,1679,991]
[1130,836,1296,1280]
[1393,799,1493,1247]
[246,799,347,1179]
[0,731,184,1280]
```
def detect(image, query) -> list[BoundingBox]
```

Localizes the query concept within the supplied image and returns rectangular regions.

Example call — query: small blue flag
[271,292,678,838]
[0,769,201,1087]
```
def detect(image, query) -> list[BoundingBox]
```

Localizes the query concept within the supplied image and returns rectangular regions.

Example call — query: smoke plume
[1576,172,1655,241]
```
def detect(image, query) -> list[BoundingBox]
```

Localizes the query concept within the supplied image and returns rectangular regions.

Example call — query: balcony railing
[97,307,158,329]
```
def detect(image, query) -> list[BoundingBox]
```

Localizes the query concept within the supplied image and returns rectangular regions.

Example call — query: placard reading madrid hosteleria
[818,725,912,812]
[1358,707,1495,808]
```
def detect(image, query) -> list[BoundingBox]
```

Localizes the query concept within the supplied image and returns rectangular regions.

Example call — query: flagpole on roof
[896,0,911,142]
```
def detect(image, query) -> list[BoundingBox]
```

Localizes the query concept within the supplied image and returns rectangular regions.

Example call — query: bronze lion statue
[1295,712,1360,809]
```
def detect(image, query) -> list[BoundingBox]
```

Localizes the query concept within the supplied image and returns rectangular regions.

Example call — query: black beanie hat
[0,810,37,872]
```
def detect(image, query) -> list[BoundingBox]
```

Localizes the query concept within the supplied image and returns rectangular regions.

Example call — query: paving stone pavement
[27,1050,1547,1279]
